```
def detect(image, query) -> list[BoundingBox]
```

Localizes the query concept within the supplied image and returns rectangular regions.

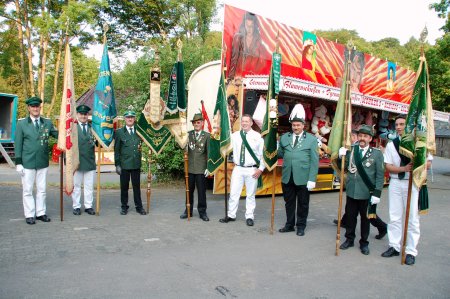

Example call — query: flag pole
[270,168,276,234]
[224,157,228,218]
[95,143,101,215]
[335,42,353,256]
[401,169,414,264]
[60,152,64,221]
[184,149,191,220]
[147,149,152,213]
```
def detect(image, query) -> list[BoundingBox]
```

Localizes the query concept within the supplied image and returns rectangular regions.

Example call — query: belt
[236,164,256,168]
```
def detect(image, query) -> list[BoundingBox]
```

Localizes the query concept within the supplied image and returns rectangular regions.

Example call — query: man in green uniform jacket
[338,124,385,255]
[180,113,210,221]
[71,105,96,216]
[114,108,146,215]
[14,97,58,225]
[278,104,319,237]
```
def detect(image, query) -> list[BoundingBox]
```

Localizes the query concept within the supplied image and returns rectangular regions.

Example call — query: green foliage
[140,138,185,182]
[429,0,450,33]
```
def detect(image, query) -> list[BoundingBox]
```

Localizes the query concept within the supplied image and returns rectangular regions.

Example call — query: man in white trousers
[381,114,432,265]
[14,97,58,224]
[71,105,96,216]
[219,114,265,226]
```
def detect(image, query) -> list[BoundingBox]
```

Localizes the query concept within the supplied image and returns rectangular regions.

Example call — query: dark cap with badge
[191,113,204,122]
[357,124,374,137]
[25,96,43,106]
[76,105,91,114]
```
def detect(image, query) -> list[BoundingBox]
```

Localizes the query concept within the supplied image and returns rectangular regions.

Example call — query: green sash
[353,148,377,218]
[393,137,410,179]
[240,131,263,189]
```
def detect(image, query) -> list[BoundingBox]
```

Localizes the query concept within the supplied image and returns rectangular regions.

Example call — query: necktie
[240,131,246,166]
[82,123,87,135]
[360,148,364,159]
[294,135,299,147]
[34,119,39,131]
[195,132,199,140]
[129,128,133,135]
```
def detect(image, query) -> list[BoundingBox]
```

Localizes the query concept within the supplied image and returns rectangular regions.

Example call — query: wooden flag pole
[60,152,64,221]
[336,43,352,256]
[270,168,276,235]
[147,149,152,213]
[401,170,414,264]
[184,150,191,220]
[224,158,229,218]
[95,143,101,215]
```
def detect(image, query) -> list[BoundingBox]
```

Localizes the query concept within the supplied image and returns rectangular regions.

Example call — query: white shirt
[126,125,135,134]
[292,133,303,145]
[359,145,369,158]
[231,129,265,171]
[30,116,40,125]
[384,139,433,179]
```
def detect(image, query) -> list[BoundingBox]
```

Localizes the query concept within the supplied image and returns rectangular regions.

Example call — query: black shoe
[279,226,295,233]
[375,227,387,240]
[296,228,305,236]
[339,239,354,250]
[25,217,35,225]
[405,254,415,265]
[36,215,51,222]
[246,219,254,226]
[73,208,81,216]
[333,219,347,228]
[219,216,236,223]
[85,208,95,215]
[120,208,128,215]
[360,246,370,255]
[136,208,147,215]
[200,214,210,222]
[381,247,400,257]
[180,212,188,219]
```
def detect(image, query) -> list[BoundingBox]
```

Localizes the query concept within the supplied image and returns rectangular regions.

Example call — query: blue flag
[92,42,117,150]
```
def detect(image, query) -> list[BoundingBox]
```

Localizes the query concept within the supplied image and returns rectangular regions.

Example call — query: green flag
[328,49,353,175]
[261,52,281,171]
[207,71,232,175]
[400,55,436,189]
[162,61,188,148]
[136,113,172,155]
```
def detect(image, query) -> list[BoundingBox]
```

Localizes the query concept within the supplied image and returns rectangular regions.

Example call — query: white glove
[16,164,25,177]
[307,181,316,191]
[115,166,122,175]
[370,196,380,205]
[204,169,210,177]
[338,147,348,158]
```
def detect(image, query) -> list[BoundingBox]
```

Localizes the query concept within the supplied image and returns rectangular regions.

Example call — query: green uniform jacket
[14,116,58,169]
[342,145,384,199]
[77,124,96,171]
[114,127,142,170]
[279,131,319,185]
[187,130,210,174]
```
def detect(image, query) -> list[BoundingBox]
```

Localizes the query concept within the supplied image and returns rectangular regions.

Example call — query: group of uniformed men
[14,98,431,266]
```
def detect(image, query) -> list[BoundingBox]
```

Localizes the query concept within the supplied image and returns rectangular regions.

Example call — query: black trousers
[185,173,207,215]
[341,212,387,232]
[344,196,370,247]
[120,168,143,210]
[281,175,310,229]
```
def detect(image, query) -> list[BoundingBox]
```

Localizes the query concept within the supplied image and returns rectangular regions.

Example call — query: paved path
[0,157,449,298]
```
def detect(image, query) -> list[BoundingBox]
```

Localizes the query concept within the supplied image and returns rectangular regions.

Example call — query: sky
[86,0,446,67]
[217,0,446,45]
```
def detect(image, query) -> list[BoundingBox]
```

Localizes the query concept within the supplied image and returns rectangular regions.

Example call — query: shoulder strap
[240,131,260,167]
[354,147,375,192]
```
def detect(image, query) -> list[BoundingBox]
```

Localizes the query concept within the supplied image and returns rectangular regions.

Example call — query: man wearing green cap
[114,108,146,215]
[180,113,210,221]
[278,104,319,237]
[338,124,385,255]
[14,96,58,225]
[71,105,96,216]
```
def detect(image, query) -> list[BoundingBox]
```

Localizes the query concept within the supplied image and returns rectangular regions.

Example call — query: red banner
[223,5,415,104]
